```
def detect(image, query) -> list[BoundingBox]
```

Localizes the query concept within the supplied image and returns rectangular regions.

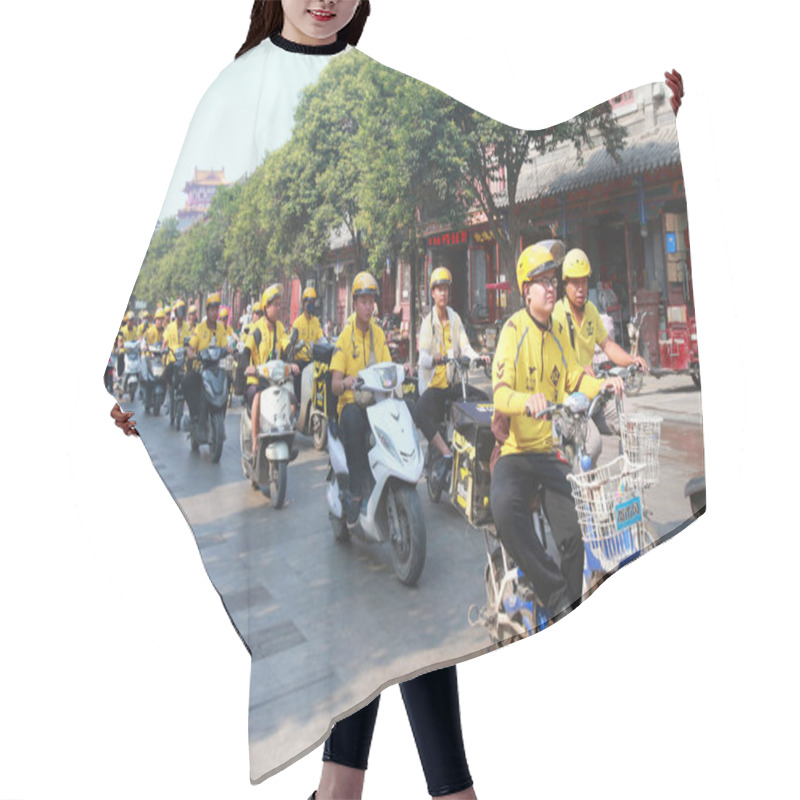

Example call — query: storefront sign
[428,230,468,247]
[610,90,636,113]
[472,230,495,244]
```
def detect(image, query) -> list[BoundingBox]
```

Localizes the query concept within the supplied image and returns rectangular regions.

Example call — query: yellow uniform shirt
[244,318,290,387]
[144,325,165,348]
[291,313,323,362]
[428,321,452,390]
[189,319,229,369]
[551,298,609,369]
[137,322,149,338]
[118,325,138,352]
[164,321,193,364]
[330,318,392,416]
[493,309,604,455]
[119,325,138,343]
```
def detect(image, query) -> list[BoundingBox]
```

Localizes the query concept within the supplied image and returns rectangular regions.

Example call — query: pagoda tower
[177,167,229,230]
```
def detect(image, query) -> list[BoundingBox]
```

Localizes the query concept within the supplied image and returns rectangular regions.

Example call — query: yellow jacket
[492,308,603,455]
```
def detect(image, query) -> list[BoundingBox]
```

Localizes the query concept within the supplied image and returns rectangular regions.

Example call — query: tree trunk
[409,246,418,368]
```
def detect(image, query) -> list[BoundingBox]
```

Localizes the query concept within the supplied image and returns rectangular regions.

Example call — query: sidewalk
[620,373,702,426]
[470,371,702,426]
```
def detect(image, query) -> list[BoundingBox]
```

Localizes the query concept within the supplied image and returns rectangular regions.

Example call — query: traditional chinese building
[307,81,690,362]
[176,168,229,231]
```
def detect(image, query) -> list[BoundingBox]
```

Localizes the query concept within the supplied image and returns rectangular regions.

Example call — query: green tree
[355,59,470,363]
[451,103,627,305]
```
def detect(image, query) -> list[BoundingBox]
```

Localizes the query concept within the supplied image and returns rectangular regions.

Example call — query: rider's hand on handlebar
[344,374,359,390]
[601,377,625,396]
[524,393,549,418]
[631,355,648,373]
[110,403,139,437]
[290,364,300,375]
[433,353,444,365]
[245,365,256,377]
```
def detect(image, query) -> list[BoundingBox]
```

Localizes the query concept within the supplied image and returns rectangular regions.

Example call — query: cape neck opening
[270,32,347,55]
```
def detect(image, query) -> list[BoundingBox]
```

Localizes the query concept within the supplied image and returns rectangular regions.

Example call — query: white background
[1,1,796,799]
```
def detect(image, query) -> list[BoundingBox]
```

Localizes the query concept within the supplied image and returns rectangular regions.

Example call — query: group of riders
[114,239,647,619]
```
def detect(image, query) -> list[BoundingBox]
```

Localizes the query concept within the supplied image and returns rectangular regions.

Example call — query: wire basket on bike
[619,412,662,489]
[567,456,647,572]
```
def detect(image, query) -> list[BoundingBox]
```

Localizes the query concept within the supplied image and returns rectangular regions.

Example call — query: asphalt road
[125,373,703,779]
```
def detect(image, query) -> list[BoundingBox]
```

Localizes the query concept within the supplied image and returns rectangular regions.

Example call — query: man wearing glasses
[490,242,623,619]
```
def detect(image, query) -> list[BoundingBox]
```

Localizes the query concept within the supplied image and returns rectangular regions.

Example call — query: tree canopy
[129,50,626,319]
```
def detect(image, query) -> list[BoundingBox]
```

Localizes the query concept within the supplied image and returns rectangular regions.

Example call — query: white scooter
[240,332,299,509]
[326,362,427,586]
[120,340,142,403]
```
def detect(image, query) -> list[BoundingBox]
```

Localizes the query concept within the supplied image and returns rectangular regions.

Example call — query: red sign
[610,90,635,110]
[428,230,468,247]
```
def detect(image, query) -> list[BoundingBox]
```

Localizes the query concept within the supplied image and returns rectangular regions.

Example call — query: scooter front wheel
[387,483,426,587]
[268,460,288,508]
[209,411,225,463]
[312,415,328,451]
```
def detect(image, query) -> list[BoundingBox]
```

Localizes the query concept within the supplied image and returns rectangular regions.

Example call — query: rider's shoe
[547,586,579,624]
[345,493,362,529]
[432,453,453,491]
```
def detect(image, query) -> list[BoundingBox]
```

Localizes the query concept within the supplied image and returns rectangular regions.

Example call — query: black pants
[490,451,584,612]
[340,403,370,497]
[413,384,489,443]
[182,371,205,420]
[323,666,473,798]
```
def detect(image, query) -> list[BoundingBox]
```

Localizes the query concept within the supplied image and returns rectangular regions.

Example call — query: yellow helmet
[220,307,230,320]
[125,311,135,322]
[563,248,591,280]
[206,292,221,308]
[188,304,198,315]
[302,286,317,302]
[252,301,263,315]
[516,239,566,295]
[352,271,379,299]
[174,299,186,316]
[430,267,452,291]
[262,283,283,308]
[154,308,166,320]
[141,310,151,320]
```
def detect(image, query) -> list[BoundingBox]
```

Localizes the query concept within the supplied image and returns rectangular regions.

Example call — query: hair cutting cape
[106,33,704,783]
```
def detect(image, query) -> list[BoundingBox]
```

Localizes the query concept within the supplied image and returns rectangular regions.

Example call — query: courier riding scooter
[240,329,299,509]
[326,362,427,586]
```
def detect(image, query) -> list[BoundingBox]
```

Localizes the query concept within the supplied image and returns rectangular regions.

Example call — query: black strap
[566,312,576,352]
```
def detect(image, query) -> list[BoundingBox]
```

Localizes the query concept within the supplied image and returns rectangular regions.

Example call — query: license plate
[615,496,642,530]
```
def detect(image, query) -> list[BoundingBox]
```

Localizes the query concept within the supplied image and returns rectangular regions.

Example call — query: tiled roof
[511,123,681,206]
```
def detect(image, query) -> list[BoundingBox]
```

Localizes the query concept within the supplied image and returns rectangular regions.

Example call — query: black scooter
[188,343,229,463]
